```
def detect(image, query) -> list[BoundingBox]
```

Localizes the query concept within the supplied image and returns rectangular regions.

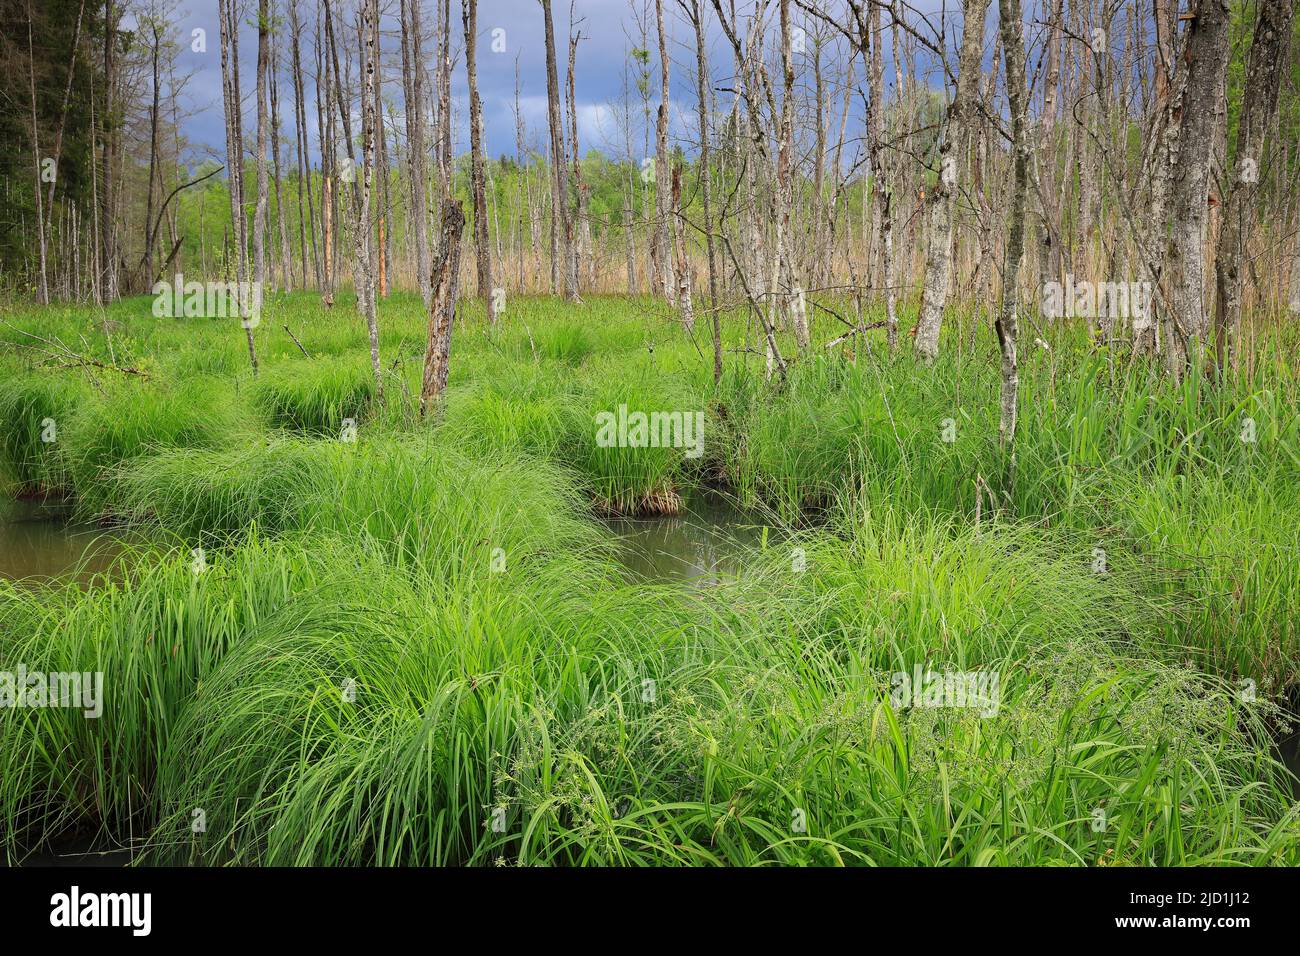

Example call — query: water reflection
[604,492,766,586]
[0,499,125,585]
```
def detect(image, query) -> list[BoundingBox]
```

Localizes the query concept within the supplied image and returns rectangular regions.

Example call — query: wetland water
[0,493,766,587]
[0,490,768,865]
[0,499,125,585]
[5,494,1295,864]
[604,492,766,585]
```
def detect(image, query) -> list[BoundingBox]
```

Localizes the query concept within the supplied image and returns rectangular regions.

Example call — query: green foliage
[1,292,1297,866]
[251,356,376,434]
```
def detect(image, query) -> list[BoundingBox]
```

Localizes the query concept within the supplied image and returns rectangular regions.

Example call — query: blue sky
[127,0,1078,170]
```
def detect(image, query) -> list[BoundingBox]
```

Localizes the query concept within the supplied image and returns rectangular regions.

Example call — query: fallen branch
[826,320,888,349]
[1,322,151,378]
[283,325,312,359]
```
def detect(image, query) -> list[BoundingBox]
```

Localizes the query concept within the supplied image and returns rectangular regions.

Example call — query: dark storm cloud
[168,0,963,169]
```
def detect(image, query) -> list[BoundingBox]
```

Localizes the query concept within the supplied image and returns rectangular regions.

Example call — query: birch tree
[995,0,1029,457]
[357,0,383,400]
[218,0,257,373]
[401,0,432,306]
[252,0,270,312]
[462,0,495,321]
[681,0,721,381]
[652,0,673,299]
[912,0,990,362]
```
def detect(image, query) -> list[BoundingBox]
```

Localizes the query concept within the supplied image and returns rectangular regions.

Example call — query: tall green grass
[251,356,376,435]
[2,292,1298,866]
[0,374,81,495]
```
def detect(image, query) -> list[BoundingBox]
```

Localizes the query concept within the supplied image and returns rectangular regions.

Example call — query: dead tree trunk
[253,0,271,310]
[140,19,163,293]
[912,0,991,362]
[357,0,383,400]
[1212,0,1293,371]
[541,0,576,300]
[462,0,495,321]
[43,0,85,245]
[567,11,593,292]
[653,0,674,299]
[1162,0,1232,375]
[684,0,721,381]
[289,4,316,288]
[99,0,119,302]
[25,0,49,304]
[996,0,1030,458]
[777,0,806,348]
[219,0,258,373]
[421,200,467,413]
[269,19,293,291]
[1035,0,1063,291]
[401,0,432,307]
[671,163,694,331]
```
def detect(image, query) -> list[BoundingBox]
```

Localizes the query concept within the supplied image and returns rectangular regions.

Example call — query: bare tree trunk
[100,0,119,302]
[462,0,496,320]
[25,0,49,304]
[671,163,694,331]
[622,184,637,294]
[219,0,258,373]
[401,0,432,306]
[996,0,1030,459]
[137,20,163,292]
[652,0,674,299]
[912,0,991,361]
[1154,0,1176,105]
[1134,8,1184,357]
[316,5,335,296]
[777,0,806,348]
[567,10,592,293]
[841,1,895,351]
[865,4,893,340]
[269,15,293,291]
[541,0,576,300]
[1035,0,1063,289]
[1162,0,1232,375]
[357,0,384,399]
[685,0,720,381]
[515,55,542,291]
[43,0,85,245]
[1212,0,1293,371]
[1073,1,1101,284]
[809,31,827,290]
[437,0,453,198]
[421,200,466,413]
[290,3,319,288]
[252,0,271,325]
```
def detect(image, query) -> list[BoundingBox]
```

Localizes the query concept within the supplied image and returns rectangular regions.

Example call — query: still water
[4,494,1295,865]
[0,490,768,865]
[0,494,766,587]
[602,492,766,585]
[0,499,125,585]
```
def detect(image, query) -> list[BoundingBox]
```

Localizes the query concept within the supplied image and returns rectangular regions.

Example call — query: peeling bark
[912,0,991,362]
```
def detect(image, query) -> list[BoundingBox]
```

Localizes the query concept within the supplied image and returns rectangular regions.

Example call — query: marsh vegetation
[1,294,1297,865]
